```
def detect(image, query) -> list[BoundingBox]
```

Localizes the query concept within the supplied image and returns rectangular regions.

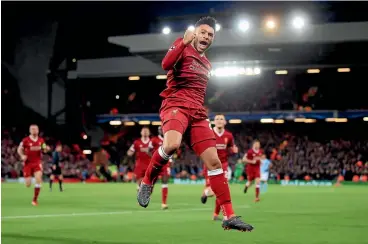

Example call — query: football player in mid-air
[137,16,253,232]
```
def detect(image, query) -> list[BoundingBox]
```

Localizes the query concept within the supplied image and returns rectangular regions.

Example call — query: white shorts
[260,172,269,181]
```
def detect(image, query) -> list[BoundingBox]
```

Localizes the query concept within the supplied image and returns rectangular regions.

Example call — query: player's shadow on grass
[2,233,149,244]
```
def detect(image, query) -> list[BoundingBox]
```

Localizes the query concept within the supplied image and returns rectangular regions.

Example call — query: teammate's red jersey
[149,135,164,153]
[246,148,264,169]
[20,136,45,164]
[160,37,212,108]
[129,138,152,167]
[213,129,235,164]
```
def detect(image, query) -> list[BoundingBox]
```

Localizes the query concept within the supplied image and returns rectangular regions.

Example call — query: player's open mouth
[199,41,208,49]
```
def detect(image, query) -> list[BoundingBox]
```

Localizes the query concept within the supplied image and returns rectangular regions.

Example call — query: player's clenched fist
[183,29,196,45]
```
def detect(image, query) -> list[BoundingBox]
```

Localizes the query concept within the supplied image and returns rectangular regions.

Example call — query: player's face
[194,24,215,53]
[253,141,260,151]
[141,128,150,137]
[29,125,39,136]
[56,145,62,152]
[214,115,226,129]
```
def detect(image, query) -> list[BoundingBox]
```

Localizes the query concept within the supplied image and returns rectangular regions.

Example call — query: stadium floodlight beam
[266,20,276,29]
[187,25,195,31]
[162,27,171,35]
[292,16,305,29]
[215,23,221,32]
[238,20,250,32]
[254,67,261,75]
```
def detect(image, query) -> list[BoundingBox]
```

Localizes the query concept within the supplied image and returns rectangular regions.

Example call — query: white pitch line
[2,205,250,220]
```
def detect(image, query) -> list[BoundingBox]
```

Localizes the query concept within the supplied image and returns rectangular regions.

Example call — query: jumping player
[201,114,238,221]
[243,140,264,202]
[260,155,272,193]
[17,124,48,206]
[127,127,152,191]
[49,143,64,192]
[137,16,254,231]
[150,126,171,210]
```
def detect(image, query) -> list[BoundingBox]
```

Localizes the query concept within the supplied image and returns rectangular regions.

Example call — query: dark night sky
[2,1,368,61]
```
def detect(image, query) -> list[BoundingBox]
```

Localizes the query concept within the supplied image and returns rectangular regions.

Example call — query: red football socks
[214,199,221,216]
[143,148,170,185]
[256,184,260,198]
[208,169,235,218]
[162,185,168,204]
[33,184,41,202]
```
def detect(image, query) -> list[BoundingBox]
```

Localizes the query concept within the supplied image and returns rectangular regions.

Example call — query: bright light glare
[115,95,120,99]
[254,67,261,75]
[266,20,276,29]
[187,25,195,31]
[238,20,250,32]
[292,17,305,29]
[215,23,221,32]
[162,27,171,35]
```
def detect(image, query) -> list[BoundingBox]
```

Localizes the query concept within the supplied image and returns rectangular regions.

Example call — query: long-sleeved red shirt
[160,38,212,107]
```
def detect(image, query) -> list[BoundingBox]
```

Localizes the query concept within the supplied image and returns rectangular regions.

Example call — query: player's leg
[254,177,261,202]
[260,173,268,193]
[244,172,253,194]
[160,167,169,210]
[58,174,63,192]
[23,165,32,188]
[49,174,55,191]
[191,120,253,231]
[213,198,222,221]
[33,168,43,205]
[138,108,189,208]
[201,165,214,204]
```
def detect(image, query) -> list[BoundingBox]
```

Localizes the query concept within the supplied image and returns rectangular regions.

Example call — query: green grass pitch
[2,183,368,244]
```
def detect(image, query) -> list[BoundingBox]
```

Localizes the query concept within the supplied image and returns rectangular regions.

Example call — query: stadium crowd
[2,123,367,182]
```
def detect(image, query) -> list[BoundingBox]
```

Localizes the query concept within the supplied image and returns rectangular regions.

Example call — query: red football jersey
[160,37,212,107]
[19,136,45,164]
[213,129,235,164]
[129,138,152,167]
[246,148,264,169]
[150,135,164,153]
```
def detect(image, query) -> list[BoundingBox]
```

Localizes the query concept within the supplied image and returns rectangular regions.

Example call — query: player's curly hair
[195,16,217,31]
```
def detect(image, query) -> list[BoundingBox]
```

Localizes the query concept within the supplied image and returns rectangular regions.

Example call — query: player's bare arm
[17,142,27,161]
[242,154,256,164]
[127,146,135,157]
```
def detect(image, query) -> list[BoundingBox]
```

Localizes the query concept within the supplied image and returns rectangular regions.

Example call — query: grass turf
[1,183,368,244]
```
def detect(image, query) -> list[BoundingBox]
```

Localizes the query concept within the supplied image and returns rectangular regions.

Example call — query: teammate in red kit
[150,126,171,210]
[137,16,253,232]
[127,127,152,190]
[243,140,264,202]
[201,114,239,221]
[17,124,48,206]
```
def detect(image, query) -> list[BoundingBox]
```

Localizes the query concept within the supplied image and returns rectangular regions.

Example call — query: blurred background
[2,1,368,183]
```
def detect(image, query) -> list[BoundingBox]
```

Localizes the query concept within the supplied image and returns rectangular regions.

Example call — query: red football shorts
[134,164,149,180]
[160,100,215,156]
[203,162,229,187]
[246,166,260,181]
[23,163,42,178]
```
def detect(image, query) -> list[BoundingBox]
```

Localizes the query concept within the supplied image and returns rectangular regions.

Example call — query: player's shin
[142,146,171,185]
[255,184,260,198]
[34,184,41,202]
[161,184,168,205]
[208,168,235,218]
[59,179,63,191]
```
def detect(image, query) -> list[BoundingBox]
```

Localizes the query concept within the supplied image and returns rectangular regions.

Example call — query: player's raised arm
[161,30,195,70]
[127,143,135,157]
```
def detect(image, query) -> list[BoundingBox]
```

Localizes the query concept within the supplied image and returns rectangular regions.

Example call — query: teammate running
[49,143,64,192]
[127,127,152,191]
[150,126,171,210]
[17,124,48,206]
[201,114,238,221]
[243,140,264,202]
[137,16,254,232]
